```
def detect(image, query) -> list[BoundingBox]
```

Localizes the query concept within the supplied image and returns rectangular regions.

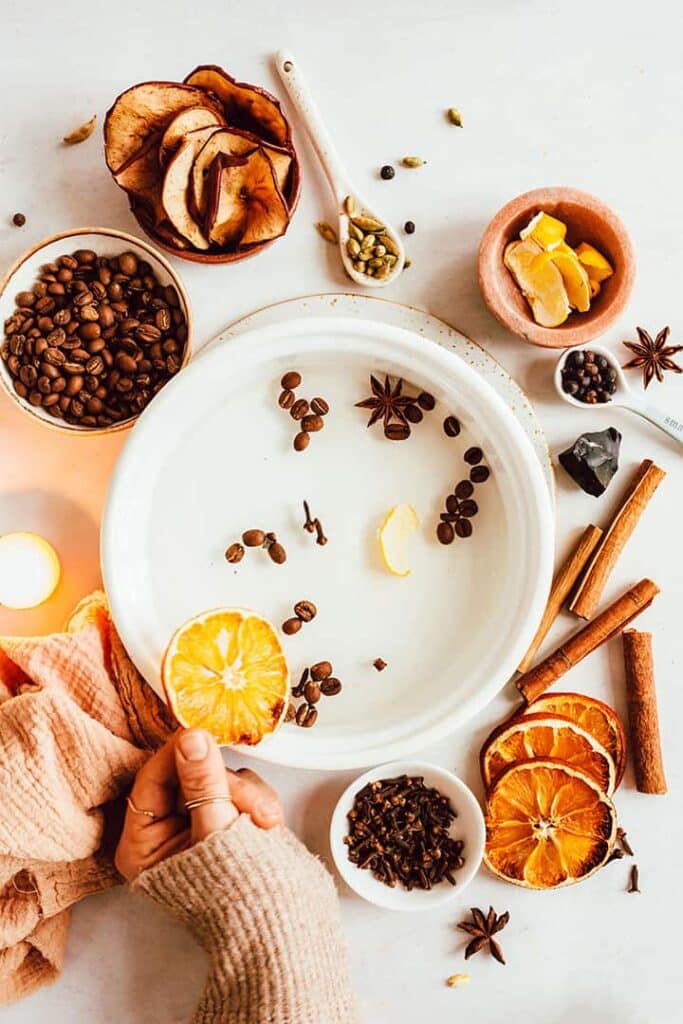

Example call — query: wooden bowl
[0,228,192,435]
[478,187,636,349]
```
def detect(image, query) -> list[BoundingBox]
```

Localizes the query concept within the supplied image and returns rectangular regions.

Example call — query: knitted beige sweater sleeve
[133,814,359,1024]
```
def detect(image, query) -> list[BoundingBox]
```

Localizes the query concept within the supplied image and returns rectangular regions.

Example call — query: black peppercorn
[404,220,416,234]
[380,164,395,180]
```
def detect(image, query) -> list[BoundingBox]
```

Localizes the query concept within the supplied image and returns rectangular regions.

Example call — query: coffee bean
[118,252,138,276]
[37,376,52,395]
[417,391,435,410]
[268,542,287,564]
[42,393,60,407]
[445,494,460,515]
[384,421,410,440]
[303,680,321,704]
[444,415,461,437]
[283,617,302,635]
[464,446,483,465]
[310,397,329,415]
[302,414,324,432]
[28,390,43,406]
[116,353,138,374]
[166,354,181,374]
[296,704,317,728]
[86,396,104,415]
[242,529,266,547]
[294,431,310,451]
[470,465,490,483]
[290,398,309,420]
[454,479,474,499]
[437,521,455,544]
[320,677,342,696]
[16,291,35,308]
[455,518,473,538]
[310,661,332,681]
[44,347,66,366]
[65,375,84,396]
[278,388,295,409]
[19,364,37,387]
[71,348,90,362]
[294,600,317,622]
[404,403,423,423]
[281,371,301,390]
[13,379,28,398]
[459,499,478,518]
[86,355,104,375]
[136,324,162,344]
[63,362,84,374]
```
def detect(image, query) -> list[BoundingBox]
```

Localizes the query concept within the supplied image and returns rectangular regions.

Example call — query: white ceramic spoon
[276,50,405,287]
[555,343,683,447]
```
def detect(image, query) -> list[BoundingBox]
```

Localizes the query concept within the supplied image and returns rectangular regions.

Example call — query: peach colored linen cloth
[0,591,174,1005]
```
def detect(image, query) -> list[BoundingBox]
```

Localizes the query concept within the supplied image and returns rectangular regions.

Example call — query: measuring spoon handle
[276,51,352,205]
[625,394,683,446]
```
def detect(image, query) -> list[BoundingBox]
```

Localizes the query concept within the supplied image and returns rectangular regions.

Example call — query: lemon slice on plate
[378,503,419,576]
[162,607,289,746]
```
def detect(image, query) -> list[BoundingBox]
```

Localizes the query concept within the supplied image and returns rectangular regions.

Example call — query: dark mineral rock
[558,427,622,497]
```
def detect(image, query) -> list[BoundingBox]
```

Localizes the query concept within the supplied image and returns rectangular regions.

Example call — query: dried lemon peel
[505,211,613,327]
[504,239,570,328]
[378,503,419,576]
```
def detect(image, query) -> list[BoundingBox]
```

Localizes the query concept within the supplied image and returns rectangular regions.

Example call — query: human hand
[115,728,284,881]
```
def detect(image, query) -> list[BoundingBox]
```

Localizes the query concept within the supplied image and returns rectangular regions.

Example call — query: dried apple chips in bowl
[104,65,301,263]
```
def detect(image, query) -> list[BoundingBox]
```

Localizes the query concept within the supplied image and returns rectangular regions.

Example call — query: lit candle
[0,532,61,609]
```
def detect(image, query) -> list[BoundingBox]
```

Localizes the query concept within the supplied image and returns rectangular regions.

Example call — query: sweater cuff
[133,815,358,1024]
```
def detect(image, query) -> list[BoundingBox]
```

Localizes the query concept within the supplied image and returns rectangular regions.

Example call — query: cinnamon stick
[516,578,660,704]
[570,460,666,620]
[517,525,603,673]
[623,629,667,794]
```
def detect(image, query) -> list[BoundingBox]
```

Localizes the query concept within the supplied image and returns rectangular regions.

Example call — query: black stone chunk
[558,427,622,497]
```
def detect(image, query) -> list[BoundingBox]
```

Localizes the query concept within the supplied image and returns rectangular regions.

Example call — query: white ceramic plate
[102,316,554,769]
[329,761,485,911]
[210,291,554,495]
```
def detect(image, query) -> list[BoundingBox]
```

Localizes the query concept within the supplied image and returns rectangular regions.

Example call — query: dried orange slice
[162,607,289,746]
[523,692,626,787]
[484,759,617,889]
[480,713,615,794]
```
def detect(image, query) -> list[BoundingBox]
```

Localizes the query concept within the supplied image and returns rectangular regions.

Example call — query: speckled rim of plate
[205,292,554,496]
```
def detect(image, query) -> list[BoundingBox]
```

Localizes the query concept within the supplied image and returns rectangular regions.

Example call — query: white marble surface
[1,0,681,1020]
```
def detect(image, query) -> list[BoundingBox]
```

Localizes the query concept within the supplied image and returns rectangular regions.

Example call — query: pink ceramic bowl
[478,187,636,349]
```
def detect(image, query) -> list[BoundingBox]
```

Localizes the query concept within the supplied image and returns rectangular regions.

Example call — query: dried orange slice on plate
[480,713,615,794]
[522,692,626,787]
[162,607,289,746]
[484,759,617,889]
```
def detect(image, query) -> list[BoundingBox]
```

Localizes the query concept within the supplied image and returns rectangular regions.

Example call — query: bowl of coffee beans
[0,228,191,433]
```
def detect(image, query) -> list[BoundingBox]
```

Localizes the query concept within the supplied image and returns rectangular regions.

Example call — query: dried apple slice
[104,81,222,175]
[162,126,223,250]
[208,147,290,249]
[158,106,226,166]
[184,65,290,146]
[191,127,293,218]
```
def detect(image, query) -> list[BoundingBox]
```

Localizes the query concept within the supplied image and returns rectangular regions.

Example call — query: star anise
[622,326,683,390]
[458,906,510,965]
[355,374,414,439]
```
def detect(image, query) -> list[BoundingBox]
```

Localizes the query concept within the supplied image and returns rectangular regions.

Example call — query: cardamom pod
[381,234,400,257]
[353,260,367,273]
[348,222,364,242]
[446,107,463,127]
[346,238,361,258]
[63,115,97,145]
[368,257,384,268]
[343,195,355,216]
[374,263,391,279]
[373,244,386,257]
[351,215,385,233]
[403,257,412,270]
[384,254,397,265]
[316,221,338,244]
[400,156,424,168]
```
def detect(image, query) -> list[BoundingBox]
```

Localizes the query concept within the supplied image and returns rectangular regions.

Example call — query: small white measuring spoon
[555,343,683,447]
[275,50,405,287]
